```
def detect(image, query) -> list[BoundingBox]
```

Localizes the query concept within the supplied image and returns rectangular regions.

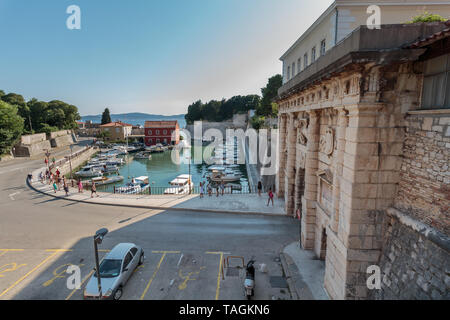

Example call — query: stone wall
[14,140,51,157]
[20,133,46,145]
[394,112,450,235]
[50,134,74,148]
[370,208,449,300]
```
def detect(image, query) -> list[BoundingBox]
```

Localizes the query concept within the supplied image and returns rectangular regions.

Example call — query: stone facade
[276,24,450,299]
[394,113,450,235]
[369,208,450,300]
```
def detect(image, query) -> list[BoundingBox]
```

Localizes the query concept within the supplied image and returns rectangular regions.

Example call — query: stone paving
[29,172,285,216]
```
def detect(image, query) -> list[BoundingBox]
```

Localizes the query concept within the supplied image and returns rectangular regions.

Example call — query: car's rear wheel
[113,287,123,300]
[139,252,145,265]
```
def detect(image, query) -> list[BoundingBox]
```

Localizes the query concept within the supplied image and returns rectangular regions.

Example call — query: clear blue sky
[0,0,333,116]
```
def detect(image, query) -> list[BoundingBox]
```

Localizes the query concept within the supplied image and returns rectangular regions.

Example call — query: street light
[69,145,73,186]
[186,154,191,194]
[93,228,108,300]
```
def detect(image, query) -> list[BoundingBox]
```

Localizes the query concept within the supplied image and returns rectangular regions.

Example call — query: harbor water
[94,146,250,193]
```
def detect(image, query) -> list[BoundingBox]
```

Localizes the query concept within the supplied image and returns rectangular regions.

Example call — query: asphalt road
[0,139,298,300]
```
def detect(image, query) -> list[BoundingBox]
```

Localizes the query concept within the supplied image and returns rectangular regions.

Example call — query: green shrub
[406,12,447,23]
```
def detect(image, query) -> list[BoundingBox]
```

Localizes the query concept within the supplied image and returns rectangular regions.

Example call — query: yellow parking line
[65,269,94,300]
[0,249,24,257]
[152,251,180,254]
[206,252,224,300]
[140,253,167,300]
[0,250,61,298]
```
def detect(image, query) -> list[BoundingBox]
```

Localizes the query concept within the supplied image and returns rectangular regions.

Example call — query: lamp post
[93,228,108,300]
[69,145,73,186]
[186,154,191,194]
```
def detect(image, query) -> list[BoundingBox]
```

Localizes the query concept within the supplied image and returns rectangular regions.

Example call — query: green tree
[407,12,447,23]
[1,92,32,132]
[101,108,112,124]
[258,74,282,117]
[185,100,203,124]
[0,101,24,155]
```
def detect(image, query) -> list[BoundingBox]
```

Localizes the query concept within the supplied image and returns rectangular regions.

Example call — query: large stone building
[276,21,450,299]
[100,121,133,141]
[281,0,450,85]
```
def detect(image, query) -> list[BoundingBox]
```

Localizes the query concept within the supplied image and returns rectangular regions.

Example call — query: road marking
[65,269,94,300]
[0,249,24,257]
[177,254,184,267]
[0,263,27,278]
[140,252,167,300]
[206,252,225,300]
[8,192,21,200]
[0,250,63,298]
[178,266,205,290]
[43,263,84,287]
[152,251,180,254]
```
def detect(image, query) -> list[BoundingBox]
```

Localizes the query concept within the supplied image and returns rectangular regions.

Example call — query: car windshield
[95,259,122,278]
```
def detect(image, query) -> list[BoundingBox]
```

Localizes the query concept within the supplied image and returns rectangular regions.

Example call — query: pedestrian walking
[207,183,212,197]
[63,180,69,196]
[199,182,204,198]
[257,181,263,196]
[91,181,99,198]
[220,180,225,196]
[216,184,219,197]
[267,188,274,207]
[78,179,83,193]
[53,181,58,193]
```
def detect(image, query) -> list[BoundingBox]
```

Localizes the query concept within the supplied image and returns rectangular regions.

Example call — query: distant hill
[81,112,186,128]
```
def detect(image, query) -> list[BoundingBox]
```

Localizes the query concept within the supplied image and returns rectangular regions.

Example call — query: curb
[279,251,300,300]
[27,178,288,218]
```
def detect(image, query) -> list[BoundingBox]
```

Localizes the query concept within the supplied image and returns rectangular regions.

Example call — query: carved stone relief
[319,127,334,156]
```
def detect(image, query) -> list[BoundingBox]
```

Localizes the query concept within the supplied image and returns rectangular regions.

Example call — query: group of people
[199,180,226,198]
[257,181,274,206]
[39,168,99,198]
[198,179,275,206]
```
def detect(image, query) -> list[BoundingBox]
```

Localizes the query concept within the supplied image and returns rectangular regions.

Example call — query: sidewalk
[280,241,329,300]
[29,176,286,216]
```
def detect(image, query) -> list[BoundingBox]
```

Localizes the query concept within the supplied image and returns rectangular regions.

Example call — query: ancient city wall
[14,131,74,157]
[394,112,450,235]
[370,208,449,300]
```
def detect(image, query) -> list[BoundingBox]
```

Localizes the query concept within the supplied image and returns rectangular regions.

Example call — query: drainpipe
[334,7,339,46]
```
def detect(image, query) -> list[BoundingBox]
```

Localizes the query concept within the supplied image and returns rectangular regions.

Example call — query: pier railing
[91,183,257,195]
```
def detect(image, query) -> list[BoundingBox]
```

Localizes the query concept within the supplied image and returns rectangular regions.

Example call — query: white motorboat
[75,166,103,178]
[164,174,194,195]
[115,176,150,194]
[134,152,152,160]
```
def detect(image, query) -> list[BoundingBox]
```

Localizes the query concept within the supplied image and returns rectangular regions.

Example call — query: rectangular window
[311,46,316,63]
[297,58,301,73]
[320,39,326,56]
[287,66,291,80]
[421,53,450,109]
[304,53,308,69]
[292,62,296,76]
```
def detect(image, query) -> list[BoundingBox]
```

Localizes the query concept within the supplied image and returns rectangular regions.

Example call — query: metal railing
[90,183,257,196]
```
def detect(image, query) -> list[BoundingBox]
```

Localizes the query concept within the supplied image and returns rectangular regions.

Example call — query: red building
[144,121,180,146]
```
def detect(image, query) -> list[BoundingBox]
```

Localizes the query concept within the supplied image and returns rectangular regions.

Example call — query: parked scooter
[244,260,255,299]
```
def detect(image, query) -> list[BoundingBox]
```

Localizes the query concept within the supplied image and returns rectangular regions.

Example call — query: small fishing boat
[82,176,124,187]
[75,166,103,178]
[134,152,152,160]
[208,170,241,183]
[115,176,150,194]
